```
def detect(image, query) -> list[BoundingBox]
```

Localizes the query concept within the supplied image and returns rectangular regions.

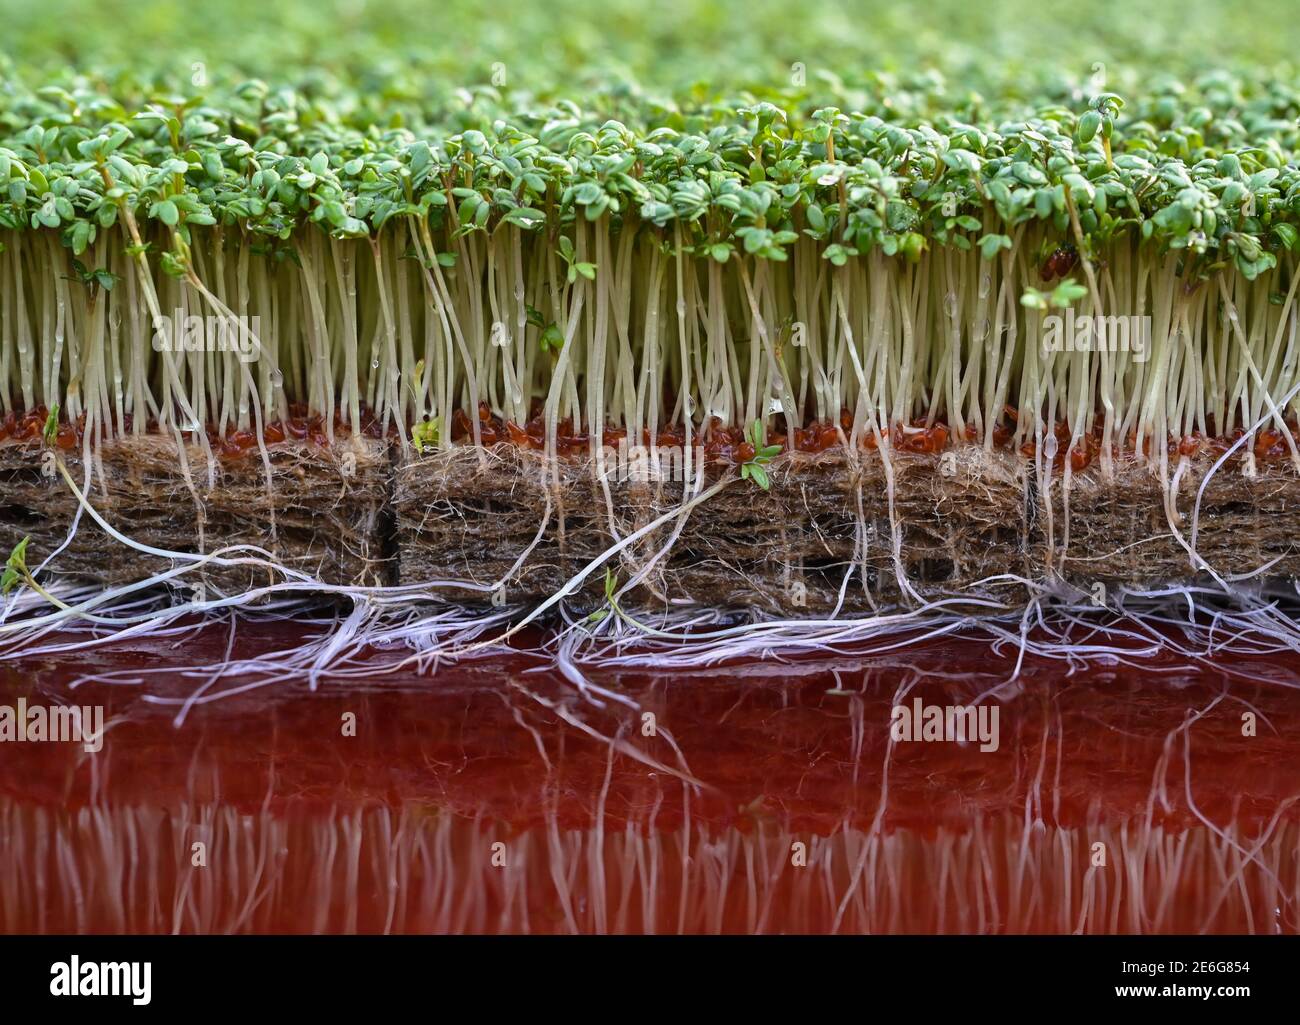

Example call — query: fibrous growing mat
[6,433,1299,612]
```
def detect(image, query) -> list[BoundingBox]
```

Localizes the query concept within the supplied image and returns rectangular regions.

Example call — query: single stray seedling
[0,538,30,596]
[585,567,655,632]
[585,567,621,626]
[740,419,782,490]
[412,416,441,453]
[407,359,426,403]
[1,536,71,610]
[0,406,77,610]
[43,403,60,446]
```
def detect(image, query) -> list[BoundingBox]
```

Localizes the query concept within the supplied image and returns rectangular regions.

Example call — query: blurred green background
[2,0,1297,99]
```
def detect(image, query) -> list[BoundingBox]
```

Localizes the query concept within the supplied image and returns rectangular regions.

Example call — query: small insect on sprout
[739,419,782,490]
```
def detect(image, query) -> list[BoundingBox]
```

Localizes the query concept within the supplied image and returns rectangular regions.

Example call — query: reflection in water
[1,621,1298,933]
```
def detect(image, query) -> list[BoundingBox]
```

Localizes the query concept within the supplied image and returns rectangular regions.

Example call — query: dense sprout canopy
[1,0,1300,278]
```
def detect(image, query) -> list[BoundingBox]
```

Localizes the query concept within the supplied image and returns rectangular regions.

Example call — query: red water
[2,621,1299,933]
